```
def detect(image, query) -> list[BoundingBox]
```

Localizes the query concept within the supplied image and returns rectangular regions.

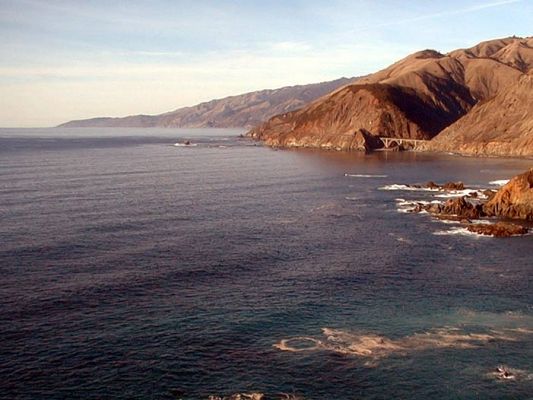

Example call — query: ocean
[0,128,532,399]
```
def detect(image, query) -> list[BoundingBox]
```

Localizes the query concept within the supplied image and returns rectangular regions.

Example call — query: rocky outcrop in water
[483,169,533,220]
[208,394,302,400]
[249,36,533,157]
[466,222,528,237]
[426,197,483,220]
[401,169,533,236]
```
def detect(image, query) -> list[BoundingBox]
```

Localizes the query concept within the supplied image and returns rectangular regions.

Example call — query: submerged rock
[442,181,465,191]
[423,181,464,190]
[208,394,301,400]
[466,222,528,237]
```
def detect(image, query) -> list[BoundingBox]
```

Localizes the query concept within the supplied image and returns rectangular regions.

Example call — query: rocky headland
[248,36,533,157]
[397,169,533,237]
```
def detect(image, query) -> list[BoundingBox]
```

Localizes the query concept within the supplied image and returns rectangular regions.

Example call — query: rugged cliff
[484,169,533,220]
[59,77,358,129]
[249,36,533,156]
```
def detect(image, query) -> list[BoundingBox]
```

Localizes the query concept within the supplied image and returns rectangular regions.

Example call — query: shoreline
[250,137,533,160]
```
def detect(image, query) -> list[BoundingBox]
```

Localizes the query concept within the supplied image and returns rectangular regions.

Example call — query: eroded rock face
[466,222,529,237]
[484,169,533,220]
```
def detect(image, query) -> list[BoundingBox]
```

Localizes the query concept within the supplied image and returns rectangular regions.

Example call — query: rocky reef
[466,222,528,237]
[208,394,301,400]
[397,169,533,237]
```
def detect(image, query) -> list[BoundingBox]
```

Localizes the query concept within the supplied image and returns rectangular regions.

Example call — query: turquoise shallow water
[0,128,532,399]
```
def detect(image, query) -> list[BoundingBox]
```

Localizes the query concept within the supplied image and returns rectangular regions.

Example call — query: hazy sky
[0,0,531,127]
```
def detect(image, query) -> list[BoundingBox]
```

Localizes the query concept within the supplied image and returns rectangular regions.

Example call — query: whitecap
[433,189,481,198]
[173,143,198,147]
[432,227,490,238]
[487,366,533,382]
[344,173,388,178]
[489,179,509,186]
[395,198,441,213]
[379,184,438,192]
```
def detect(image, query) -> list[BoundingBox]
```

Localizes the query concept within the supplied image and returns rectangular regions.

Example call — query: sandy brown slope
[249,36,533,155]
[59,77,358,128]
[425,72,533,157]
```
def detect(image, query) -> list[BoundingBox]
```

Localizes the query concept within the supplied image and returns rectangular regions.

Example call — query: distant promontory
[58,77,359,129]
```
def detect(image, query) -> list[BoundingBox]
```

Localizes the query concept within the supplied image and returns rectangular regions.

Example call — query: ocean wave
[395,198,441,213]
[344,173,388,178]
[173,143,198,147]
[487,365,533,382]
[379,184,438,191]
[489,179,509,186]
[432,227,490,238]
[433,225,531,238]
[433,189,482,198]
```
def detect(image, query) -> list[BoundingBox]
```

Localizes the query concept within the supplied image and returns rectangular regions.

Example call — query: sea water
[0,128,532,399]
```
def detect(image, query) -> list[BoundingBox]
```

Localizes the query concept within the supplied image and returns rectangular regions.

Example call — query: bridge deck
[378,137,429,149]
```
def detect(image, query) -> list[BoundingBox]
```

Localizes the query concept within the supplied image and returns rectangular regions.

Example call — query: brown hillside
[249,36,533,156]
[59,77,358,128]
[426,72,533,157]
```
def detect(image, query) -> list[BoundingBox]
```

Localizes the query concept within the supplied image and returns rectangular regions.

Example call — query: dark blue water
[1,128,532,399]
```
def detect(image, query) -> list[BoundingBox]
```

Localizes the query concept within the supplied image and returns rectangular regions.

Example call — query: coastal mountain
[425,71,533,157]
[249,36,533,156]
[59,77,358,128]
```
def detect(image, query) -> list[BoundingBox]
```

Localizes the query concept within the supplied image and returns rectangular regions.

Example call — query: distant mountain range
[59,77,359,129]
[61,36,533,157]
[250,36,533,157]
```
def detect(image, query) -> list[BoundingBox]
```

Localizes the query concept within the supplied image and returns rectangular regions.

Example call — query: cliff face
[249,36,533,156]
[59,77,358,129]
[484,169,533,220]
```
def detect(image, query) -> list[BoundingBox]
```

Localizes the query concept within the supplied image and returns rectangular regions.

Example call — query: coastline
[246,133,533,160]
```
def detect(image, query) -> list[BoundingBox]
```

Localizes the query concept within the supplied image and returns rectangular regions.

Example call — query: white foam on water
[434,190,480,198]
[344,173,388,178]
[275,326,532,363]
[379,184,439,191]
[432,219,460,225]
[471,219,492,225]
[395,198,442,213]
[433,227,490,238]
[489,179,509,186]
[173,143,198,147]
[487,366,533,382]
